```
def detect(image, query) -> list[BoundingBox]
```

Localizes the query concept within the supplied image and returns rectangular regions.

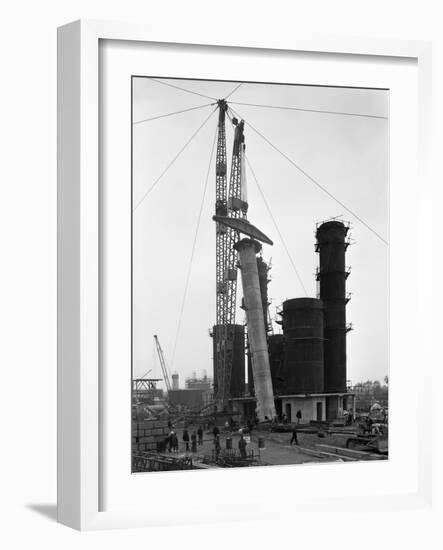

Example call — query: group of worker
[212,424,248,459]
[166,425,204,453]
[164,421,253,459]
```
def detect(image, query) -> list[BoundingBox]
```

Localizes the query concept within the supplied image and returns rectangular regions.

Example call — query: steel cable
[229,107,389,245]
[170,123,218,369]
[133,102,214,125]
[245,155,309,296]
[134,107,217,211]
[148,77,217,101]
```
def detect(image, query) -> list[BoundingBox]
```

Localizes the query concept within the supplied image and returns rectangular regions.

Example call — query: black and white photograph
[131,76,389,473]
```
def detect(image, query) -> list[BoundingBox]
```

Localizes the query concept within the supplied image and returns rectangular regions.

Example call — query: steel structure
[315,221,351,401]
[280,297,325,394]
[132,378,163,402]
[154,334,172,393]
[214,104,248,409]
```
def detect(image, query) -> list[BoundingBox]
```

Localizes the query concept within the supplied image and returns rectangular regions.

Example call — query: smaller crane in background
[154,335,172,393]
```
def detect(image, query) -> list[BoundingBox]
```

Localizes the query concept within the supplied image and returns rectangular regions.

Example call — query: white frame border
[57,19,433,531]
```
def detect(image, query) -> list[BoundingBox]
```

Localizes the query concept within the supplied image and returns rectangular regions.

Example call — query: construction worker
[290,426,298,445]
[183,429,190,452]
[212,424,220,442]
[168,431,175,453]
[238,434,247,458]
[296,410,302,424]
[197,425,203,445]
[170,431,178,453]
[191,431,197,453]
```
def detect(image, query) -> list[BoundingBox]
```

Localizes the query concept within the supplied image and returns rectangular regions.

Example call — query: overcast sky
[132,77,389,390]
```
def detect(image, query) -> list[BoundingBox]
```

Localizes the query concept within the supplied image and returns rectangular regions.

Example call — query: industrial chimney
[315,221,350,394]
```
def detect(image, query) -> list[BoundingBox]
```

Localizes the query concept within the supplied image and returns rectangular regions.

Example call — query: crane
[214,102,248,409]
[214,100,229,405]
[153,334,172,393]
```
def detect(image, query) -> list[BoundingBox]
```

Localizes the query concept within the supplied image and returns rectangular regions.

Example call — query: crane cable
[170,123,218,369]
[229,100,388,120]
[229,106,389,245]
[133,102,214,125]
[224,82,243,100]
[225,109,308,298]
[245,155,309,297]
[148,77,217,101]
[134,107,217,211]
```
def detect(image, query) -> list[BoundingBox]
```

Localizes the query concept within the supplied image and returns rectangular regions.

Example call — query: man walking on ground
[290,427,298,445]
[197,425,203,446]
[183,429,190,452]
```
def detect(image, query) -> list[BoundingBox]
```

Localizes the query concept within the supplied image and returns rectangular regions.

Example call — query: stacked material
[132,420,169,454]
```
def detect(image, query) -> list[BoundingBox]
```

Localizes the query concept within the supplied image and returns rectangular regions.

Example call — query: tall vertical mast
[214,100,228,404]
[222,120,248,406]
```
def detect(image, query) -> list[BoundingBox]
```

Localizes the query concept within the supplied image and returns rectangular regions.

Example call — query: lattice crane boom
[214,100,228,404]
[214,106,247,409]
[154,334,172,393]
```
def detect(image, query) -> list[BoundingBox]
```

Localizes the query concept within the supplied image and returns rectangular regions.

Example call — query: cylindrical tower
[212,324,245,398]
[247,256,270,396]
[234,238,276,421]
[315,221,350,393]
[171,373,179,391]
[281,298,324,393]
[256,257,270,333]
[268,334,284,395]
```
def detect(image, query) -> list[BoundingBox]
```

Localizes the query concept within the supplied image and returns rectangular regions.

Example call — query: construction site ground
[157,425,386,469]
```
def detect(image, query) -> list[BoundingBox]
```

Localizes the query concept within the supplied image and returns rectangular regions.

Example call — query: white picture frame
[57,19,433,531]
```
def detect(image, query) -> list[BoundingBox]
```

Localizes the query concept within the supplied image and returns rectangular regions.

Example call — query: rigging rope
[134,107,217,211]
[148,77,217,101]
[229,101,388,120]
[224,82,243,100]
[229,106,389,245]
[245,155,309,297]
[133,102,214,125]
[170,123,218,369]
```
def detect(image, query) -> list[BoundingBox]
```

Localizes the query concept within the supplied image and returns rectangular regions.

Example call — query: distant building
[172,373,179,390]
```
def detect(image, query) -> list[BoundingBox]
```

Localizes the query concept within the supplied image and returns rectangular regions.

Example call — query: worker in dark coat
[183,429,190,452]
[167,430,175,452]
[290,427,298,445]
[238,434,247,458]
[171,431,179,453]
[212,424,220,442]
[191,431,197,453]
[197,425,203,445]
[296,410,302,424]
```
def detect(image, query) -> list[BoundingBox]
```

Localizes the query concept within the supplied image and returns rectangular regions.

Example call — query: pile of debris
[132,419,170,455]
[133,452,193,472]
